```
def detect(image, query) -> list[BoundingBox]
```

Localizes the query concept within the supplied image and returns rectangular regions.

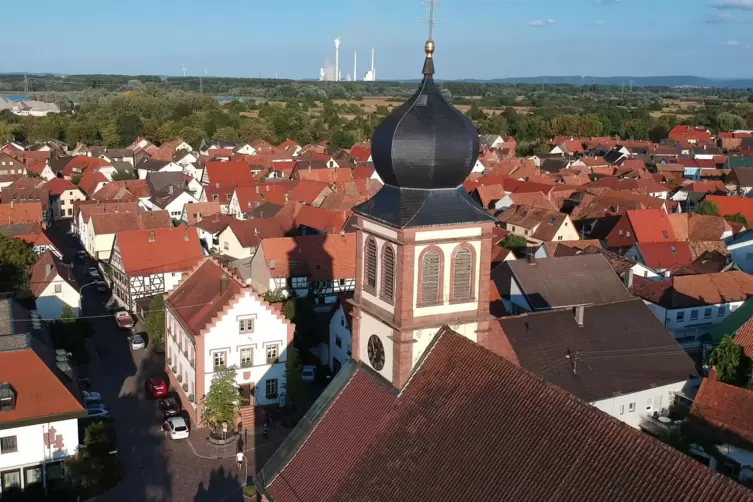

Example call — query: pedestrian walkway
[187,426,289,460]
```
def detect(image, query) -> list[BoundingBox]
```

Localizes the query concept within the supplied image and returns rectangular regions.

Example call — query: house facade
[45,180,86,221]
[164,259,293,426]
[29,251,80,319]
[328,300,353,373]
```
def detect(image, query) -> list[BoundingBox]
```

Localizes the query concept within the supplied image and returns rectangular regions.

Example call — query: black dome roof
[371,45,479,189]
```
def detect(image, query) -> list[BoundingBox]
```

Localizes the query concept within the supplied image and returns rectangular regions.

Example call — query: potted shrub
[182,383,188,392]
[177,374,183,383]
[188,394,195,403]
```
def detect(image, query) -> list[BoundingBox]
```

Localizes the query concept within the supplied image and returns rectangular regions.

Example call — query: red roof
[691,377,753,444]
[115,227,203,276]
[626,209,676,242]
[78,170,108,195]
[707,195,753,222]
[288,180,331,204]
[349,142,372,162]
[635,242,693,270]
[203,183,237,204]
[62,156,110,177]
[260,233,356,280]
[264,328,751,502]
[293,205,351,233]
[0,202,43,224]
[43,177,79,196]
[204,161,255,186]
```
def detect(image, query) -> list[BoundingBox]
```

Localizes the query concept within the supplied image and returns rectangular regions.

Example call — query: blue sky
[3,0,753,80]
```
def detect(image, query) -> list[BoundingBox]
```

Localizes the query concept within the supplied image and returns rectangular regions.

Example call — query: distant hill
[455,76,753,89]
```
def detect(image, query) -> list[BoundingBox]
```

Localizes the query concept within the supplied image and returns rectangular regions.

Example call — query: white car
[82,391,102,403]
[301,365,316,382]
[164,417,190,440]
[130,334,146,350]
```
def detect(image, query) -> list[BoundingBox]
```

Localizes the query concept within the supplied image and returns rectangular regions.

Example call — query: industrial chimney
[334,38,341,82]
[354,50,357,82]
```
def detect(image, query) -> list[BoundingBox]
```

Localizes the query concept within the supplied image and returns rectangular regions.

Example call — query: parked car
[87,267,101,279]
[146,377,168,398]
[163,417,190,440]
[301,365,317,382]
[96,281,109,293]
[115,310,134,329]
[87,408,111,419]
[130,333,146,351]
[82,391,102,403]
[159,397,181,419]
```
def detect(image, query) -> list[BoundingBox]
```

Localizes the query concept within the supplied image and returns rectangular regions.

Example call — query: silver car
[130,334,146,351]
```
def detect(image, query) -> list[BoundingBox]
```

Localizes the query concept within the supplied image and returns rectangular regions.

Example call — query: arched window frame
[450,243,476,303]
[417,246,444,306]
[380,244,396,304]
[364,236,378,295]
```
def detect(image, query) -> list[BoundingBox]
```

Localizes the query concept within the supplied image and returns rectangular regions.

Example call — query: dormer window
[0,383,15,412]
[662,230,669,239]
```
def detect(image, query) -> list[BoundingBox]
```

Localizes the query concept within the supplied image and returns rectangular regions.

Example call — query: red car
[146,377,168,398]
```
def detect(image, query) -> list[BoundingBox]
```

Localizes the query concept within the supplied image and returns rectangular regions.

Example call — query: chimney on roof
[256,186,259,194]
[284,193,289,203]
[573,306,585,327]
[527,251,535,265]
[148,231,155,243]
[9,200,13,209]
[266,185,269,193]
[168,184,174,195]
[184,229,190,241]
[45,263,53,276]
[308,163,312,173]
[623,268,634,289]
[219,274,228,295]
[215,182,219,188]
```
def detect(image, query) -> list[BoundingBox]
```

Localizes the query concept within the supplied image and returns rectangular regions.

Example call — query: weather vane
[418,0,442,41]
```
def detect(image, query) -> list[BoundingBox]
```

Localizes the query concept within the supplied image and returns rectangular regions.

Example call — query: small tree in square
[146,295,165,353]
[201,368,240,431]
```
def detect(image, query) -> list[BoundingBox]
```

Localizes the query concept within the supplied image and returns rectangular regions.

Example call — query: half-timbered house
[249,233,356,305]
[109,227,204,310]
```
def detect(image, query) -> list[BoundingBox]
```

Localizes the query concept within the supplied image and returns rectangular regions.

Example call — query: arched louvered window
[452,246,474,301]
[364,238,377,293]
[420,249,442,305]
[380,245,395,303]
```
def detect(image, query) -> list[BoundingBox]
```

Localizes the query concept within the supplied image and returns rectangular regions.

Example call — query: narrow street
[56,229,269,502]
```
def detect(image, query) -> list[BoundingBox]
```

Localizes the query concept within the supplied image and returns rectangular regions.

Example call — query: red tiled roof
[77,170,107,195]
[90,210,172,236]
[61,156,110,177]
[288,180,331,204]
[626,209,676,242]
[294,205,351,233]
[264,328,751,502]
[349,143,372,162]
[0,339,86,427]
[296,166,353,184]
[115,227,203,276]
[225,218,289,248]
[691,377,753,444]
[735,316,753,359]
[707,195,753,222]
[77,201,139,224]
[0,202,43,224]
[204,161,255,186]
[43,177,79,196]
[260,233,355,279]
[206,148,234,159]
[234,182,292,211]
[184,201,222,225]
[634,242,692,269]
[29,249,77,297]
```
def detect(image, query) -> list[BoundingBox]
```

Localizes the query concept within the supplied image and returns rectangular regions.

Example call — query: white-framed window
[676,311,685,322]
[223,241,229,251]
[0,435,18,453]
[265,344,279,364]
[704,308,712,319]
[690,310,698,321]
[239,317,254,334]
[628,402,635,413]
[54,284,62,293]
[718,305,727,317]
[265,379,278,399]
[240,347,253,367]
[619,404,625,415]
[212,351,226,370]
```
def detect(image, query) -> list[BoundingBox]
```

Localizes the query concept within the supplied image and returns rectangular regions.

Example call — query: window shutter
[365,239,377,290]
[453,248,473,300]
[381,246,395,301]
[421,250,441,304]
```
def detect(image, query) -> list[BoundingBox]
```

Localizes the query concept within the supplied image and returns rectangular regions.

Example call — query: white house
[631,271,753,346]
[44,179,86,221]
[328,298,353,373]
[29,251,80,319]
[86,210,172,261]
[136,161,183,180]
[234,143,258,156]
[164,258,293,426]
[726,231,753,274]
[496,204,580,244]
[496,299,701,430]
[0,302,86,498]
[142,188,198,221]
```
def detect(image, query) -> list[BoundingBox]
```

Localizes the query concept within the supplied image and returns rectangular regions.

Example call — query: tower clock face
[367,335,385,371]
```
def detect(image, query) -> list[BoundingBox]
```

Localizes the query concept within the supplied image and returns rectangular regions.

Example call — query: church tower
[350,39,497,389]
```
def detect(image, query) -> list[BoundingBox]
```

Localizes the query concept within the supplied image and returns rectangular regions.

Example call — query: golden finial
[424,40,435,58]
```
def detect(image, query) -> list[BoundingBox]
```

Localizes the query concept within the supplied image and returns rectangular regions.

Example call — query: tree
[0,234,37,292]
[500,234,527,250]
[213,126,239,142]
[285,345,306,411]
[26,170,40,178]
[115,114,144,146]
[110,169,138,181]
[201,368,240,431]
[71,174,82,186]
[0,121,14,143]
[709,335,748,386]
[145,294,165,353]
[282,299,296,321]
[648,123,669,143]
[179,126,205,149]
[60,305,75,323]
[65,421,119,497]
[695,200,719,216]
[724,212,748,225]
[100,120,121,148]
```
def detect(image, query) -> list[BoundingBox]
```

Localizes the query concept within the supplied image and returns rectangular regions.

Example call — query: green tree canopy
[709,335,749,385]
[694,200,719,216]
[201,368,240,430]
[724,213,748,225]
[145,294,165,353]
[0,234,37,292]
[110,169,138,181]
[500,234,528,250]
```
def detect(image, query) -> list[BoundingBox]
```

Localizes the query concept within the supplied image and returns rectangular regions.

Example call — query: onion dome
[371,41,479,189]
